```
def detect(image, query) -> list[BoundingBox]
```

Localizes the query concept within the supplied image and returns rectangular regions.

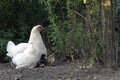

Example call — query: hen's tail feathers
[6,41,16,58]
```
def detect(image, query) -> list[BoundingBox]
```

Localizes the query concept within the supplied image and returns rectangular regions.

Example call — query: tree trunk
[101,0,117,67]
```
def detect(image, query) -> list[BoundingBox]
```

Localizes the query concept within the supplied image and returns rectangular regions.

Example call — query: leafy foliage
[45,0,103,66]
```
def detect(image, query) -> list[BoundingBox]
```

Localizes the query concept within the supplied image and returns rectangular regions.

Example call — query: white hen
[6,25,47,69]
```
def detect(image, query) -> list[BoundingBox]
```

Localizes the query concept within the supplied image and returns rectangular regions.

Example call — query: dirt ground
[0,60,120,80]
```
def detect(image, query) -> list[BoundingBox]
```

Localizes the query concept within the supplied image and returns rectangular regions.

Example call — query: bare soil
[0,61,120,80]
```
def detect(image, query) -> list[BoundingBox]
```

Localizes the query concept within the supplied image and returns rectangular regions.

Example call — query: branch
[73,11,87,20]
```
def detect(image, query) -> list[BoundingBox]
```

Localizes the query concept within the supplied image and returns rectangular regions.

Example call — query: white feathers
[6,25,47,69]
[12,44,37,69]
[7,41,29,58]
[6,41,16,58]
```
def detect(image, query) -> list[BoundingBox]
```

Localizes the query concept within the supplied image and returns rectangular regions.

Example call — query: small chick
[47,54,55,66]
[38,54,47,67]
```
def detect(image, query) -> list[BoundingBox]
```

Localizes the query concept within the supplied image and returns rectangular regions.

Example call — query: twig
[73,11,87,20]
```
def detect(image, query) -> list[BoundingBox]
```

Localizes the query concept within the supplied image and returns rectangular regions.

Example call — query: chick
[47,54,55,66]
[38,54,47,67]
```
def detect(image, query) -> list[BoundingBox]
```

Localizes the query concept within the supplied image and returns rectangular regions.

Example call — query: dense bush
[45,0,103,66]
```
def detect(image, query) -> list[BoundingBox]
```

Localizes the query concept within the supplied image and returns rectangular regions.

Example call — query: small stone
[14,74,22,80]
[57,78,62,80]
[66,77,72,80]
[93,76,98,80]
[14,77,20,80]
